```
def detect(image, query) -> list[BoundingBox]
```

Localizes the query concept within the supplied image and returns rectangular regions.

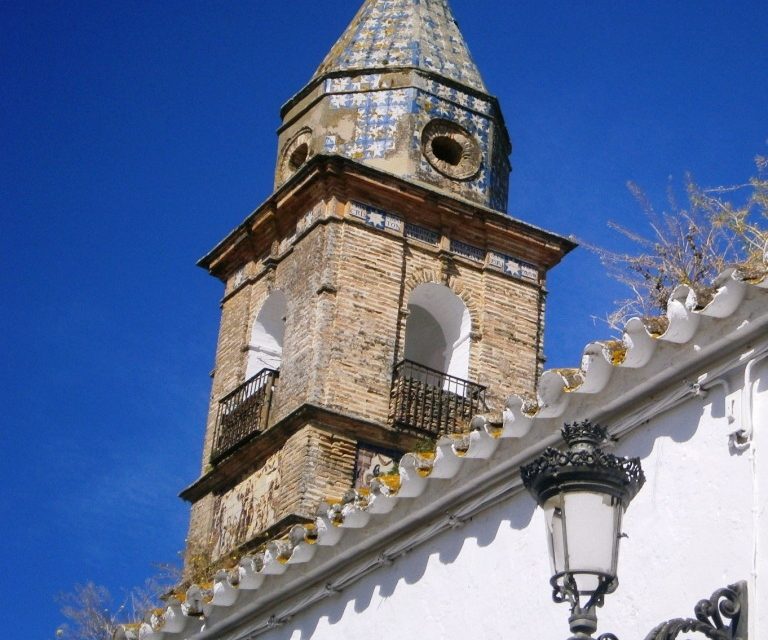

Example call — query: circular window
[288,143,308,171]
[421,119,481,181]
[278,129,313,183]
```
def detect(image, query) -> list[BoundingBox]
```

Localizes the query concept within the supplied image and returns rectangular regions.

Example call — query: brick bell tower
[181,0,574,569]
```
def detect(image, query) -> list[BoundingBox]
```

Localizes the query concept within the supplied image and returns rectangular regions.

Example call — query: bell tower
[181,0,574,571]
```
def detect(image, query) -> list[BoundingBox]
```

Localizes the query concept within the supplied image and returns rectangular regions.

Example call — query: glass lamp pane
[562,491,620,577]
[575,572,601,595]
[543,498,566,575]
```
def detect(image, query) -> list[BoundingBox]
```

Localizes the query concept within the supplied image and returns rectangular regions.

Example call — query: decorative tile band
[270,201,539,285]
[405,222,439,245]
[489,252,539,282]
[348,201,403,233]
[348,203,539,283]
[278,203,329,255]
[229,266,246,290]
[325,74,383,94]
[423,79,492,116]
[450,239,485,263]
[296,202,326,235]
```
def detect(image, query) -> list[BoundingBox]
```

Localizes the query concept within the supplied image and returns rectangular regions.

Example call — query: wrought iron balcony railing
[389,360,487,436]
[210,368,279,463]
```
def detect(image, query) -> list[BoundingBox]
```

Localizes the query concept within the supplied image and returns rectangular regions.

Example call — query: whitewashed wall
[257,358,765,640]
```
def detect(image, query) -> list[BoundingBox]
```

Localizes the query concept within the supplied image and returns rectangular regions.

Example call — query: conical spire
[313,0,487,93]
[276,0,511,211]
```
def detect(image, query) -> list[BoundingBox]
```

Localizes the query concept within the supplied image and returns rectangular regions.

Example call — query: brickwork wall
[188,221,353,559]
[187,279,260,562]
[320,219,544,421]
[268,225,330,421]
[209,424,356,560]
[199,284,253,466]
[476,269,542,407]
[298,427,357,514]
[195,222,338,467]
[186,198,550,566]
[325,223,405,422]
[198,213,545,468]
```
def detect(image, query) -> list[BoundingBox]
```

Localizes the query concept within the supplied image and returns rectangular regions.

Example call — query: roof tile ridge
[115,265,768,640]
[496,266,764,436]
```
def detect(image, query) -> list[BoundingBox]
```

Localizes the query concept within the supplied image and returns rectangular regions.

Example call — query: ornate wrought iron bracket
[643,582,748,640]
[570,582,748,640]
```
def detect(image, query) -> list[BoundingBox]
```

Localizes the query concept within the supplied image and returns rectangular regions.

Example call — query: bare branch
[584,156,767,330]
[56,565,181,640]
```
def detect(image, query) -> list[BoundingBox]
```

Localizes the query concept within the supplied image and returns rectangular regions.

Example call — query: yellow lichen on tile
[603,340,627,365]
[552,368,583,392]
[303,524,318,544]
[488,423,504,438]
[642,316,669,337]
[378,473,401,492]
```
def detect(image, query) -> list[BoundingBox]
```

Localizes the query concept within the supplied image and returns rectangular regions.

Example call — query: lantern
[521,421,645,638]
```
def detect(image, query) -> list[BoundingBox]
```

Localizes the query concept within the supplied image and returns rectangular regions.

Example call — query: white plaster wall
[604,367,757,638]
[751,356,767,638]
[256,360,764,640]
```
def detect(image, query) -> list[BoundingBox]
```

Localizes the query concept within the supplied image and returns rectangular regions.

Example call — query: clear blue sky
[1,1,765,637]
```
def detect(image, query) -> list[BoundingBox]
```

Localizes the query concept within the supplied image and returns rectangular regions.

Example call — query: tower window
[278,128,313,184]
[421,119,481,181]
[403,283,471,380]
[288,143,309,172]
[246,291,287,379]
[431,136,464,166]
[392,283,484,436]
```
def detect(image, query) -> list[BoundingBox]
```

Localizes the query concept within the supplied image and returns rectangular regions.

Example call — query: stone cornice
[197,154,575,281]
[180,403,422,503]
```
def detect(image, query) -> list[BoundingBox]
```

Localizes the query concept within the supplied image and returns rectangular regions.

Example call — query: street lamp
[521,420,644,639]
[521,420,749,640]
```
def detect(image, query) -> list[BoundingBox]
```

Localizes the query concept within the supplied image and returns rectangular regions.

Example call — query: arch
[245,291,287,379]
[403,283,471,380]
[403,269,480,333]
[277,128,313,184]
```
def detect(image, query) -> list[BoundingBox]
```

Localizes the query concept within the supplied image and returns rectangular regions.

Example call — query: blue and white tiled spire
[277,0,511,212]
[313,0,487,93]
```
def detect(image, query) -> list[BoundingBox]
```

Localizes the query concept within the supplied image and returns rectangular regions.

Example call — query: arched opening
[288,143,309,172]
[404,283,471,379]
[211,291,286,462]
[246,291,287,379]
[392,283,484,436]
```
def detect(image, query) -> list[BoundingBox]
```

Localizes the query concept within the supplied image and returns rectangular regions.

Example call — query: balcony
[210,368,279,463]
[389,360,487,437]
